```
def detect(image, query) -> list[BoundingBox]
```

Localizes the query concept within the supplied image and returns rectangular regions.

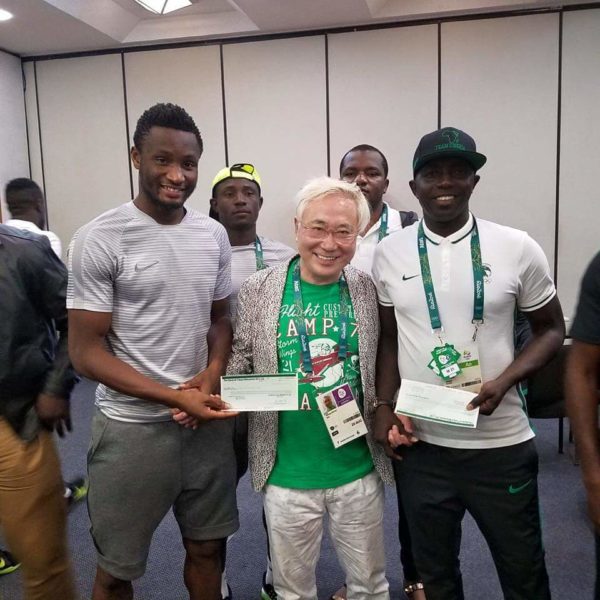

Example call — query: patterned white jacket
[227,257,394,491]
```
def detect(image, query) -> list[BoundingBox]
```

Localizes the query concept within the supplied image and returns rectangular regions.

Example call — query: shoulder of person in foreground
[569,251,600,345]
[400,209,419,228]
[0,225,67,293]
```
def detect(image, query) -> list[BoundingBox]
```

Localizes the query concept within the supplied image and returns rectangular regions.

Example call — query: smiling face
[340,149,389,209]
[131,126,201,222]
[410,157,479,235]
[295,193,359,285]
[210,178,262,232]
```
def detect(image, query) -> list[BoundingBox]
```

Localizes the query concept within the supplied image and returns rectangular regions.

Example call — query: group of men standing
[2,100,598,600]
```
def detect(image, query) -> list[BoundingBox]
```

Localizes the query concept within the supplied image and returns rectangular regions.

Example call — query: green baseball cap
[413,127,487,175]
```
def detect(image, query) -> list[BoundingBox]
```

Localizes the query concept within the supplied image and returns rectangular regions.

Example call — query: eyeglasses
[300,223,358,244]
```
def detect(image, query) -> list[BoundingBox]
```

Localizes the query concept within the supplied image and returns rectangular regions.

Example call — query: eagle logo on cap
[441,129,460,144]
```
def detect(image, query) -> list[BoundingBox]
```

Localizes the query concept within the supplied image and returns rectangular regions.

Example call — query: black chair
[525,344,570,453]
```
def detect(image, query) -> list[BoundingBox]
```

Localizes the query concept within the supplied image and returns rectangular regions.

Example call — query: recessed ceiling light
[0,8,13,21]
[134,0,191,14]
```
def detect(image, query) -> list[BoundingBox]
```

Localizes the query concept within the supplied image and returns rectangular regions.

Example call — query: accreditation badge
[428,343,463,381]
[444,342,483,394]
[316,383,368,449]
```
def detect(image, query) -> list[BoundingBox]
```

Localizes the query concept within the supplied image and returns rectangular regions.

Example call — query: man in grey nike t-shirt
[68,103,237,600]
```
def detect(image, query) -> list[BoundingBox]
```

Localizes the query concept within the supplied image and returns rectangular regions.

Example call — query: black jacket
[0,224,77,436]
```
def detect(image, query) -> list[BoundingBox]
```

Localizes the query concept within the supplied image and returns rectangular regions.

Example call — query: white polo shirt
[372,213,556,449]
[351,203,411,274]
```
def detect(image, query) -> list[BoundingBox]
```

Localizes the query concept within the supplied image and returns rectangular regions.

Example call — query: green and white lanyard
[377,203,389,242]
[417,218,485,342]
[291,260,350,376]
[254,236,265,271]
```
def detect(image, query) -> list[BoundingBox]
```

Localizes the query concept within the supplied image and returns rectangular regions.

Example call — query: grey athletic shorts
[87,409,239,580]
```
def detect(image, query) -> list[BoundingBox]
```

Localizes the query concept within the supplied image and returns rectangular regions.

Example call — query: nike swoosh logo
[135,261,159,272]
[402,274,420,281]
[508,479,533,494]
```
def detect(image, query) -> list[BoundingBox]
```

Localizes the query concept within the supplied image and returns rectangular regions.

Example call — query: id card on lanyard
[316,384,368,448]
[418,218,484,392]
[291,262,368,448]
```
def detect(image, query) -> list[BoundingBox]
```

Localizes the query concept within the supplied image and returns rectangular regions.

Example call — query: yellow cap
[211,163,262,195]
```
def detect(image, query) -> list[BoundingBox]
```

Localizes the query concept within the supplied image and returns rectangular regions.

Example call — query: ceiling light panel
[134,0,192,15]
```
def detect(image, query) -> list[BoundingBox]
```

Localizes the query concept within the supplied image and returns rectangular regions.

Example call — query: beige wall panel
[0,52,29,223]
[223,37,328,246]
[559,9,600,320]
[329,26,438,214]
[23,62,43,192]
[442,14,559,268]
[124,46,225,215]
[36,54,130,249]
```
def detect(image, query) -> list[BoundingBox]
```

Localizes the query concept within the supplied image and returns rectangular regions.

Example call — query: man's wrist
[206,358,227,378]
[166,387,187,410]
[374,398,394,411]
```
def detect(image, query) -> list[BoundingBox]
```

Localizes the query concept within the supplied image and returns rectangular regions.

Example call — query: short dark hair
[133,103,203,154]
[339,144,389,177]
[5,178,43,212]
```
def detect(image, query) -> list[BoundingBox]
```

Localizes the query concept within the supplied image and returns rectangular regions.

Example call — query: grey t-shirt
[67,202,232,423]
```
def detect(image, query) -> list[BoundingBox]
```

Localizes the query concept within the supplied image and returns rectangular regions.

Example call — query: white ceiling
[0,0,597,57]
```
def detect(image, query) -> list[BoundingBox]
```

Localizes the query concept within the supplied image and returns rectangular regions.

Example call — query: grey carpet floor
[0,378,593,599]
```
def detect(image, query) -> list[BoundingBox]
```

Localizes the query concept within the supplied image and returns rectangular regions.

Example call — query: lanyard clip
[471,319,484,342]
[433,327,445,346]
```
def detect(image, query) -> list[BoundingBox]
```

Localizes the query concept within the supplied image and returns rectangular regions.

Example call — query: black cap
[412,127,487,175]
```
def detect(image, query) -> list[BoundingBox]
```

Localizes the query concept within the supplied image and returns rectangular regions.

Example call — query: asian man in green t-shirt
[227,176,393,599]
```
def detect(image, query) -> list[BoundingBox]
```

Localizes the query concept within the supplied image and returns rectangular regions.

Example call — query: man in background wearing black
[0,224,77,599]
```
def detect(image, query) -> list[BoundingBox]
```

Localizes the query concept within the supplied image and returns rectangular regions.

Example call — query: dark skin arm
[36,393,71,437]
[173,297,234,427]
[68,304,236,421]
[468,296,565,414]
[373,304,418,460]
[566,340,600,531]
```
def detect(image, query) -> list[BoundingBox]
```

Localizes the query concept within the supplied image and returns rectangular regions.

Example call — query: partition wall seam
[437,22,442,129]
[121,53,134,200]
[325,34,331,177]
[553,11,563,285]
[33,60,49,227]
[219,44,229,166]
[21,61,32,179]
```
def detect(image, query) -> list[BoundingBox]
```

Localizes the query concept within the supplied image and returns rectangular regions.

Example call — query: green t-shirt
[267,262,373,489]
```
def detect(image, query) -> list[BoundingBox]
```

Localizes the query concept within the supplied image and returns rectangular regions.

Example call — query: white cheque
[395,379,479,428]
[221,374,298,411]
